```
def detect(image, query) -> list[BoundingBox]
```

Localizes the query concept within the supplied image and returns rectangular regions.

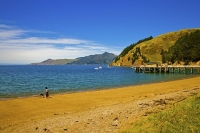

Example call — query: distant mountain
[30,52,117,65]
[69,52,117,64]
[30,59,77,65]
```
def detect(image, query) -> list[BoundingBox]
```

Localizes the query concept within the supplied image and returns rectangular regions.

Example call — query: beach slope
[0,76,200,133]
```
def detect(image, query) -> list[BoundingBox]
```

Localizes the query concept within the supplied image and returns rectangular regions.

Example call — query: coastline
[1,64,199,100]
[0,73,199,100]
[0,76,200,132]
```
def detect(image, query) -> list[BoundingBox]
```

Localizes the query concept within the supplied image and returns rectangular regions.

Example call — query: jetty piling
[133,65,200,74]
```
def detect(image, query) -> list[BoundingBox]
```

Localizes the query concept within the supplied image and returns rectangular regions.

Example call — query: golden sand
[0,76,200,132]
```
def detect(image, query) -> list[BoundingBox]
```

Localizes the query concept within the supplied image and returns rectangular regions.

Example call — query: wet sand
[0,76,200,133]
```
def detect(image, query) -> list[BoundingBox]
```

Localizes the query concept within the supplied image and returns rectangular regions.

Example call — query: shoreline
[0,76,200,132]
[0,74,199,100]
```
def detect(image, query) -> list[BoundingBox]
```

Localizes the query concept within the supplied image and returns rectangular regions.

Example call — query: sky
[0,0,199,64]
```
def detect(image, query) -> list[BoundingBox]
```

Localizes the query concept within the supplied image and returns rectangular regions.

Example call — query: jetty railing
[133,65,200,74]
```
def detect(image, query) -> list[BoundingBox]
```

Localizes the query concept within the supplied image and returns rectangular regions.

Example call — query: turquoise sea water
[0,65,198,99]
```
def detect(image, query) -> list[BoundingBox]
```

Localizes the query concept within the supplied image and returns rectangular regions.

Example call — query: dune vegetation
[120,93,200,133]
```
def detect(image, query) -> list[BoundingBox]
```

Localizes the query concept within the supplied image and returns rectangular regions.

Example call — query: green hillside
[162,30,200,65]
[112,28,200,66]
[70,52,117,64]
[30,52,116,65]
[30,59,77,65]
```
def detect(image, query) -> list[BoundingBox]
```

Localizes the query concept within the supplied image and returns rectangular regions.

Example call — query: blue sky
[0,0,199,64]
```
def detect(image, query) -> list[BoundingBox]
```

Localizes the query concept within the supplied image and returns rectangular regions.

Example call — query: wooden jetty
[133,65,200,74]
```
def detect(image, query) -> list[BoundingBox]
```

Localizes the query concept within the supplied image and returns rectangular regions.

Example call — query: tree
[161,30,200,64]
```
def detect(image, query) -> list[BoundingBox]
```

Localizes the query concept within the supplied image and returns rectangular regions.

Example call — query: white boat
[99,66,102,69]
[94,67,99,70]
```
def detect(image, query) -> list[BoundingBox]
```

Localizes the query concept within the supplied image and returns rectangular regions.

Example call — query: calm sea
[0,65,198,99]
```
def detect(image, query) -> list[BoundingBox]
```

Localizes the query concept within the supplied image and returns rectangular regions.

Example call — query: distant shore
[0,76,200,132]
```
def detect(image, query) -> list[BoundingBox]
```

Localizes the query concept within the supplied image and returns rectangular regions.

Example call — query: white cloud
[0,29,27,39]
[1,37,88,45]
[0,24,121,64]
[0,24,16,29]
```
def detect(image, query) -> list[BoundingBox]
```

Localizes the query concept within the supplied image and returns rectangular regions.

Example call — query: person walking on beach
[45,87,49,98]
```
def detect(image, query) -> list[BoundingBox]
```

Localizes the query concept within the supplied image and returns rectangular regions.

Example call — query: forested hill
[30,59,77,65]
[161,30,200,65]
[30,52,117,65]
[111,28,200,66]
[69,52,117,64]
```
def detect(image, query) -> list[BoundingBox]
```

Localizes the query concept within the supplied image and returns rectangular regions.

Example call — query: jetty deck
[133,65,200,74]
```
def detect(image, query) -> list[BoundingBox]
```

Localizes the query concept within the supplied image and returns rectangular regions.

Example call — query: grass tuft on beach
[120,94,200,133]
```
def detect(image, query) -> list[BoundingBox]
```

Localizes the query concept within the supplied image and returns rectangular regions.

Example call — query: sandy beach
[0,76,200,133]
